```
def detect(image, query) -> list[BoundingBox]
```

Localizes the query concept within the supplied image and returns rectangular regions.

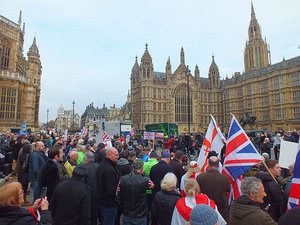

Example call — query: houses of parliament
[0,11,42,132]
[130,4,300,134]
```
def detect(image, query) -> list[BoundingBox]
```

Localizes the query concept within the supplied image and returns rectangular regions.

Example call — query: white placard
[279,140,299,169]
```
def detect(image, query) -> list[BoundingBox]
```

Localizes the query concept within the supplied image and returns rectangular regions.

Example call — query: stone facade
[130,4,300,134]
[55,105,80,131]
[0,12,42,132]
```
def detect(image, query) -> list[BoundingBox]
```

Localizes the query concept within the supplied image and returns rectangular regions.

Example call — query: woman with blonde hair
[172,179,226,225]
[152,172,181,225]
[0,182,52,225]
[180,161,201,196]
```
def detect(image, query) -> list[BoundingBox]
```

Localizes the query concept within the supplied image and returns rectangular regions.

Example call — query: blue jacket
[28,150,46,182]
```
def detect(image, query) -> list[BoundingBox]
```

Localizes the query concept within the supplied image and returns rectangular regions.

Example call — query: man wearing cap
[50,165,91,225]
[94,142,106,164]
[150,150,175,200]
[118,158,154,225]
[97,147,119,225]
[196,156,230,222]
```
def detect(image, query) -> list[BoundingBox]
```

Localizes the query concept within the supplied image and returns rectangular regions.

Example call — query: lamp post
[185,65,191,134]
[46,109,49,130]
[72,100,75,130]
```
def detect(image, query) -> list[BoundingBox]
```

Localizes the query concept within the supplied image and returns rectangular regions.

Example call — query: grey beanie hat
[190,204,218,225]
[117,158,129,166]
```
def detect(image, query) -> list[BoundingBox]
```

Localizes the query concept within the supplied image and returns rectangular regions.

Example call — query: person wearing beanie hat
[116,158,132,176]
[49,165,91,225]
[117,158,154,225]
[278,207,300,225]
[189,204,218,225]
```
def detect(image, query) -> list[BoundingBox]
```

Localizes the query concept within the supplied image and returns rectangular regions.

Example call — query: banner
[144,131,155,140]
[279,140,299,169]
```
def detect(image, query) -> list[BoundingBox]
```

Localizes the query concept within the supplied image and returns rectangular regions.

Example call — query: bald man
[64,151,78,176]
[196,156,230,222]
[97,147,119,225]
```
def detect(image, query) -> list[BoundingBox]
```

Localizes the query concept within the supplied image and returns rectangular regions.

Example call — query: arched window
[175,84,193,123]
[1,39,12,69]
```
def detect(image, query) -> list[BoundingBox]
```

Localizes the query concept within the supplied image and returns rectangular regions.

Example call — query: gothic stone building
[130,4,300,134]
[0,12,42,132]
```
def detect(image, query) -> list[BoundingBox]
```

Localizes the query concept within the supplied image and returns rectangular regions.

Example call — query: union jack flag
[288,139,300,209]
[222,114,262,201]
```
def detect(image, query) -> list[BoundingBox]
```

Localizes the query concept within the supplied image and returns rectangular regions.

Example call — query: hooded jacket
[0,206,52,225]
[229,195,277,225]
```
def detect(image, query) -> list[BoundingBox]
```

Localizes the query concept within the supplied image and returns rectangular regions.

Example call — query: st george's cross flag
[222,114,262,201]
[287,138,300,209]
[197,115,225,172]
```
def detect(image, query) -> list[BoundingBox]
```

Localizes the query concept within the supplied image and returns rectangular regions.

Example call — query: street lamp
[46,109,49,129]
[185,65,191,134]
[72,100,75,130]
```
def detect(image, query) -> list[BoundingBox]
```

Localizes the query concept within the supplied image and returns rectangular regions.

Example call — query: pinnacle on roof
[141,43,152,62]
[28,36,40,58]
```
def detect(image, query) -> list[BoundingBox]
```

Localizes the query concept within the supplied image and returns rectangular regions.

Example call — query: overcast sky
[1,0,300,123]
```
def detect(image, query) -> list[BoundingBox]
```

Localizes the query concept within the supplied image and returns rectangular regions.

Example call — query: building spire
[251,1,256,20]
[27,36,40,58]
[180,47,185,65]
[18,10,22,27]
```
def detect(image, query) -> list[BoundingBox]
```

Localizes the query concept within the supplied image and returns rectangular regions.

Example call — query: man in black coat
[118,158,153,225]
[50,166,91,225]
[169,150,185,187]
[150,151,174,200]
[97,147,119,225]
[255,160,283,222]
[83,151,98,225]
[37,143,63,202]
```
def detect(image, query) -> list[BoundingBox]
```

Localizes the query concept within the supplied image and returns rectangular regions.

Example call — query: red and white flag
[197,115,225,172]
[102,130,112,147]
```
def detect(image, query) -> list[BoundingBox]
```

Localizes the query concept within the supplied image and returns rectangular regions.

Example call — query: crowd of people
[0,130,299,225]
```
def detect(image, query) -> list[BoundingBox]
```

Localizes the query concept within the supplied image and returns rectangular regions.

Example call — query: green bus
[145,123,178,137]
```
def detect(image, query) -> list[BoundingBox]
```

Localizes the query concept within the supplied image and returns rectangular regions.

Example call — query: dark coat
[229,195,277,225]
[0,206,52,225]
[150,160,174,199]
[151,190,181,225]
[196,168,230,221]
[17,144,31,185]
[97,158,119,207]
[83,161,98,225]
[37,159,59,202]
[169,158,185,187]
[119,171,150,218]
[50,177,91,225]
[28,150,47,182]
[255,172,283,221]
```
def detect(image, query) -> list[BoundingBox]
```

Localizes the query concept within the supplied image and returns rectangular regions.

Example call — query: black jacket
[50,177,91,225]
[150,160,174,198]
[119,171,149,218]
[152,190,181,225]
[255,172,283,221]
[0,206,52,225]
[97,158,119,207]
[37,159,59,202]
[169,159,185,187]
